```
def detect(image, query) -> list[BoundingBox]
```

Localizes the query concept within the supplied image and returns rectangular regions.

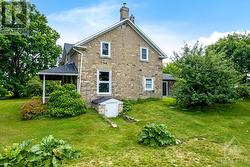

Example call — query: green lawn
[0,98,249,166]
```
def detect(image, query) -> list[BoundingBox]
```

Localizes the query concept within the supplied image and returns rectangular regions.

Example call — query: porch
[38,63,79,104]
[162,74,176,96]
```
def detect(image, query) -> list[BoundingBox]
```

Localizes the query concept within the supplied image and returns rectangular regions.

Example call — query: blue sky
[30,0,250,59]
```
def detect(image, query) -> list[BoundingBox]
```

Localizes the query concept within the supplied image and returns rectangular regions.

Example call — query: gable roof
[63,43,73,56]
[74,18,167,59]
[38,63,78,76]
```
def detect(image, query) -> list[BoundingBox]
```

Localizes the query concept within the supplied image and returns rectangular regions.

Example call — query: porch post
[42,74,46,104]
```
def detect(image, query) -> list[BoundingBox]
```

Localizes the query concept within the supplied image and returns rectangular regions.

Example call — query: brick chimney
[120,3,129,21]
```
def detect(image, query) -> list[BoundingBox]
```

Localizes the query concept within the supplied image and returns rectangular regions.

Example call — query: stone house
[38,4,170,106]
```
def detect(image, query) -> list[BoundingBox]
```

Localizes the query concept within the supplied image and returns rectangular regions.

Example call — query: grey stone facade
[72,23,163,102]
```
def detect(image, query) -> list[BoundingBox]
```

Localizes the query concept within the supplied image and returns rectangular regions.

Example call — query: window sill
[97,93,112,96]
[140,60,149,63]
[145,89,154,92]
[100,55,111,59]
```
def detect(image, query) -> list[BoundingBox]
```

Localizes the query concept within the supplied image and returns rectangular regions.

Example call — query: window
[144,77,154,91]
[97,69,112,95]
[140,47,148,61]
[100,41,111,57]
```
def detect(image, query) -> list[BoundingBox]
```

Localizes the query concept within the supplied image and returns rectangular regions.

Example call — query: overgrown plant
[122,100,133,112]
[0,135,80,167]
[47,84,87,118]
[30,135,80,166]
[0,140,33,166]
[137,123,177,147]
[21,98,46,120]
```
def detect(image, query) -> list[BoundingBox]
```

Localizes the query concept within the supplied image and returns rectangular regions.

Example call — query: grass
[0,98,250,166]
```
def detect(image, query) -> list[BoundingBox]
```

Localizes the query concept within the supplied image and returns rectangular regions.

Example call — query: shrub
[138,123,177,147]
[30,135,80,166]
[47,84,87,118]
[20,98,46,120]
[236,84,249,97]
[122,100,133,112]
[0,85,8,97]
[0,135,80,167]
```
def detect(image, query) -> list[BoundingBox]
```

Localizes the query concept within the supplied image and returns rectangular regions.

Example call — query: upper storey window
[140,47,148,61]
[100,41,111,58]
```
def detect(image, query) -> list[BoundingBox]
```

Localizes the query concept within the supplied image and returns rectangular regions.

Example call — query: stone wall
[73,23,163,102]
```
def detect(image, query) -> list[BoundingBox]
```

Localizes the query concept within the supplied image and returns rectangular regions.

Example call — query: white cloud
[139,24,191,63]
[47,1,188,63]
[47,1,119,45]
[46,1,249,64]
[195,30,250,46]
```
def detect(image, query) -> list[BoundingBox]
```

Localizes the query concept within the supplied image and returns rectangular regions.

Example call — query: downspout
[73,46,86,94]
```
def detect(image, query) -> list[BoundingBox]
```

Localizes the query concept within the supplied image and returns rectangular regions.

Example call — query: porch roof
[38,63,78,76]
[163,73,175,81]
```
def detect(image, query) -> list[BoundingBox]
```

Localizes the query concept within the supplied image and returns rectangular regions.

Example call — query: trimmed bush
[21,98,46,120]
[138,123,177,147]
[0,135,80,167]
[47,84,87,118]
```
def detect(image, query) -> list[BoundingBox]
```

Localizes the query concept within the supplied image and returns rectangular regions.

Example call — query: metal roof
[92,96,113,104]
[38,63,78,76]
[163,74,175,81]
[63,43,73,56]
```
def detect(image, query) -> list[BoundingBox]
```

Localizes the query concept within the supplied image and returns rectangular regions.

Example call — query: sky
[30,0,250,61]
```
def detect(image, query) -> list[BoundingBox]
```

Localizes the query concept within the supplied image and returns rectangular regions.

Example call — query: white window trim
[140,47,149,61]
[100,41,111,58]
[144,77,154,91]
[97,69,112,95]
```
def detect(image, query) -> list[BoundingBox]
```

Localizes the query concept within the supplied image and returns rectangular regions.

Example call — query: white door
[105,102,119,118]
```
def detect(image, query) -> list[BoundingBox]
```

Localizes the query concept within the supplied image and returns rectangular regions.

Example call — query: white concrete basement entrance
[91,97,123,118]
[105,102,119,117]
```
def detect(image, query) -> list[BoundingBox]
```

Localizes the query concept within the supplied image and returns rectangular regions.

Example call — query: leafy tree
[207,33,250,81]
[0,1,61,97]
[163,62,179,76]
[173,43,241,107]
[26,77,60,97]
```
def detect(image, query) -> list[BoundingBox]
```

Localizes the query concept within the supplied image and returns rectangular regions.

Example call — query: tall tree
[207,33,250,81]
[0,1,61,97]
[173,43,241,107]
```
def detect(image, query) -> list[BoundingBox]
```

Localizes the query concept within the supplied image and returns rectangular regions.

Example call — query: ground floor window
[144,77,154,91]
[97,69,112,95]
